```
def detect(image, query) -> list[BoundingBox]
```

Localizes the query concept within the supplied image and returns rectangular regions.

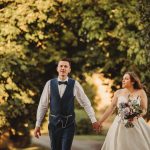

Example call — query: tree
[0,0,60,147]
[137,0,150,120]
[0,0,149,148]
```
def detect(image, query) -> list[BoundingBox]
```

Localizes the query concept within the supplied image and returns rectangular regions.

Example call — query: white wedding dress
[101,95,150,150]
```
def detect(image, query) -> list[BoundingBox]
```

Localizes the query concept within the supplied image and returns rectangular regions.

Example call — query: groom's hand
[92,121,100,132]
[34,127,41,139]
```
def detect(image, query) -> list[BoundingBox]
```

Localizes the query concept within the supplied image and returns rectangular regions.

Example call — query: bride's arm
[140,89,148,116]
[98,90,119,125]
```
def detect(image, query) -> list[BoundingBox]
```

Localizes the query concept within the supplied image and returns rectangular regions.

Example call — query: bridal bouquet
[118,98,142,128]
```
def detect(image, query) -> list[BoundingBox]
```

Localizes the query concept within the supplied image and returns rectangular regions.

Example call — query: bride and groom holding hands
[34,58,150,150]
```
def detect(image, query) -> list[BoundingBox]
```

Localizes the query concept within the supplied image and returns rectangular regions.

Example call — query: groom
[34,58,99,150]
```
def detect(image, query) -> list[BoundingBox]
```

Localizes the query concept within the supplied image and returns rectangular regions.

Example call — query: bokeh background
[0,0,150,149]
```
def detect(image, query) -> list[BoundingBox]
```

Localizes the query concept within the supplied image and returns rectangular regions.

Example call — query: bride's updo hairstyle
[125,72,143,89]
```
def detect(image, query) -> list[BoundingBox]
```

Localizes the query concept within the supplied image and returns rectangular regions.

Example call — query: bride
[98,71,150,150]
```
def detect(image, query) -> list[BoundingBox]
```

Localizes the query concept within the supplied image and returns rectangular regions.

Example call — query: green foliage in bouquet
[118,98,143,128]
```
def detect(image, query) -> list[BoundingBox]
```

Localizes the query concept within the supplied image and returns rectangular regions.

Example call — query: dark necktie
[58,81,68,85]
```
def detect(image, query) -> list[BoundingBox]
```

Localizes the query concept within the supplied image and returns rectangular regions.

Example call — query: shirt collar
[57,77,69,82]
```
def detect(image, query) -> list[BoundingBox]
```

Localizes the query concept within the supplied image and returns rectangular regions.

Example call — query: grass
[74,135,105,141]
[75,109,89,122]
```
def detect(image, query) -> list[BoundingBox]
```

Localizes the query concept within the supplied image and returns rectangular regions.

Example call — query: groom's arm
[34,80,50,138]
[36,80,50,127]
[74,81,97,124]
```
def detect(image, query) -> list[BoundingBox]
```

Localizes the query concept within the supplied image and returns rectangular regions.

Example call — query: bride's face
[122,74,134,88]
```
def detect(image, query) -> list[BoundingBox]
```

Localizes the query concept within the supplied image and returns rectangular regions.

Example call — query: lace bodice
[117,95,141,108]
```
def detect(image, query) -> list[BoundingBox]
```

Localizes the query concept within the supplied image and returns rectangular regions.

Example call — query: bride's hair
[125,71,143,89]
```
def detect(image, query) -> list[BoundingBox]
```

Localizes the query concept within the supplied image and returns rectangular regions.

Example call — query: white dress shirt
[36,77,97,127]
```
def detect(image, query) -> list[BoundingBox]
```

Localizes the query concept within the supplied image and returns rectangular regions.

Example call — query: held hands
[34,127,41,139]
[92,121,102,133]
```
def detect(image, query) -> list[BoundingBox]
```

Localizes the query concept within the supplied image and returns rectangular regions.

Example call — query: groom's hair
[58,58,72,67]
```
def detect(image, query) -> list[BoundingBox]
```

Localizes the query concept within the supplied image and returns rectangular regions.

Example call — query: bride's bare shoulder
[114,88,125,96]
[116,88,126,93]
[137,89,146,96]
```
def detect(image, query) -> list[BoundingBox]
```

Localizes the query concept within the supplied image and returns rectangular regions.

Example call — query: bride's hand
[92,121,100,131]
[98,121,103,131]
[92,121,102,133]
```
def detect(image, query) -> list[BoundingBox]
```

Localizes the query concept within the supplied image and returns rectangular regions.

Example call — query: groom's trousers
[48,122,75,150]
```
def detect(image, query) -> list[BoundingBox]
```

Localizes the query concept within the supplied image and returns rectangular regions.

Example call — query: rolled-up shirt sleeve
[36,80,50,127]
[74,81,97,123]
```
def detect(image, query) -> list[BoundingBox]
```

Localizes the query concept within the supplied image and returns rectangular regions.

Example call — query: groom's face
[57,61,71,77]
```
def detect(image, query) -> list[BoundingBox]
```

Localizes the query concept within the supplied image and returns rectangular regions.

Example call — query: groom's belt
[50,114,74,128]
